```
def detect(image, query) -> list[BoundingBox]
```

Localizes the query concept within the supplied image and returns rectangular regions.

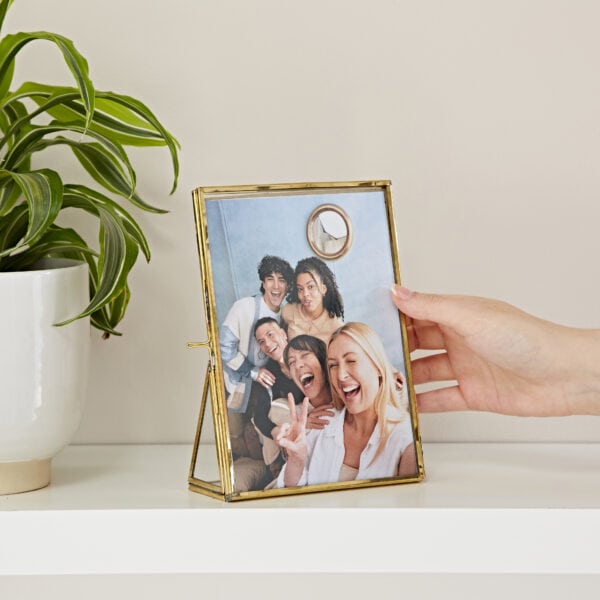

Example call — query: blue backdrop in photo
[205,189,406,372]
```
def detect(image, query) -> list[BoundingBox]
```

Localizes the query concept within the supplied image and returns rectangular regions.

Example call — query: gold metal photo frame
[189,180,424,501]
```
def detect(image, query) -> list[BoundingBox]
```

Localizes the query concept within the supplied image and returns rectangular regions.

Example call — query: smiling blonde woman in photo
[275,322,417,488]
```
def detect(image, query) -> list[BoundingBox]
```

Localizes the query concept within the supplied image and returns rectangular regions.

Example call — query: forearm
[563,327,600,415]
[220,325,256,377]
[220,344,254,379]
[253,396,277,439]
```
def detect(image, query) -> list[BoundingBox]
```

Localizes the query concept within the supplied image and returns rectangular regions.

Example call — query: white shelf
[1,443,600,575]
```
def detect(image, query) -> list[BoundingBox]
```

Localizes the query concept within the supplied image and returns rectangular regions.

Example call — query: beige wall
[6,0,600,443]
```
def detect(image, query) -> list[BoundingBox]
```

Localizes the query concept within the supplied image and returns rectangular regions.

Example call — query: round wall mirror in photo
[306,204,353,260]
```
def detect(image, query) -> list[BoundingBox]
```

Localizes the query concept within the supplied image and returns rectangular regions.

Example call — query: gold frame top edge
[192,179,391,195]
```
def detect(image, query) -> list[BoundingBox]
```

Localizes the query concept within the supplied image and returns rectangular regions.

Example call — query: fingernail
[391,284,413,300]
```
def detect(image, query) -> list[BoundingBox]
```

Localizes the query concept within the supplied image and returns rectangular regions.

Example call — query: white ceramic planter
[0,259,90,494]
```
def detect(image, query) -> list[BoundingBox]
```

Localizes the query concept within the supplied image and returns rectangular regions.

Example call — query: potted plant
[0,0,179,494]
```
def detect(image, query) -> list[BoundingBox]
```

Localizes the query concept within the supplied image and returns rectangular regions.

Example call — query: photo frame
[188,180,424,501]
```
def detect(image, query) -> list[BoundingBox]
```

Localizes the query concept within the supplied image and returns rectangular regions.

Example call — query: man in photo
[250,317,304,475]
[219,255,294,461]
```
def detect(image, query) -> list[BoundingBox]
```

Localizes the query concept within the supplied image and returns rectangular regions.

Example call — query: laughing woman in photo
[282,257,344,344]
[255,333,337,487]
[275,322,417,488]
[276,334,337,435]
[250,326,335,479]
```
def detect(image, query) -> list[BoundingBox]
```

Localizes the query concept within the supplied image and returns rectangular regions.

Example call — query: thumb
[390,285,464,329]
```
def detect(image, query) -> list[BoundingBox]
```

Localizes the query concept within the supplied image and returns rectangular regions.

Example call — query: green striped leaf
[0,89,83,149]
[0,0,14,98]
[5,122,167,213]
[64,245,124,336]
[1,225,96,271]
[0,169,63,257]
[69,142,142,206]
[57,203,139,326]
[31,135,140,205]
[107,285,131,333]
[0,97,29,141]
[1,82,178,199]
[62,184,151,261]
[0,201,27,257]
[5,122,128,171]
[105,93,179,194]
[0,179,22,216]
[0,0,14,36]
[0,31,94,128]
[7,82,178,150]
[0,105,8,132]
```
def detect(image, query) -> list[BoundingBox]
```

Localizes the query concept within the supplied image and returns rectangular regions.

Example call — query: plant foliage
[0,0,179,336]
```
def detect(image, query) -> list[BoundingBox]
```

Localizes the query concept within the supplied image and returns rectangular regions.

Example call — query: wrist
[283,458,306,487]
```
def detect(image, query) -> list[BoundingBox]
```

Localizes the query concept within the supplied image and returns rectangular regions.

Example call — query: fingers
[286,393,299,424]
[310,408,335,418]
[411,353,455,385]
[299,397,310,426]
[309,403,334,416]
[306,403,334,430]
[403,314,439,329]
[306,410,334,430]
[416,385,470,413]
[406,322,447,353]
[391,285,467,331]
[258,369,275,387]
[276,422,291,441]
[276,435,293,451]
[392,286,522,342]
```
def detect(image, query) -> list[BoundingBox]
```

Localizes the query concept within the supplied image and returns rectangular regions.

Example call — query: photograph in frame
[189,181,424,501]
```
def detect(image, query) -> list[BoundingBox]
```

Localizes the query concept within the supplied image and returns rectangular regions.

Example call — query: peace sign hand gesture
[274,394,310,487]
